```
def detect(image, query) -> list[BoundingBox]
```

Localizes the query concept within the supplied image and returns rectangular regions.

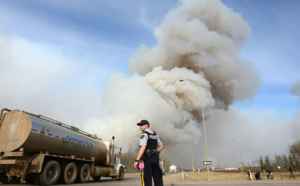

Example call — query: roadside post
[203,161,212,180]
[278,166,282,180]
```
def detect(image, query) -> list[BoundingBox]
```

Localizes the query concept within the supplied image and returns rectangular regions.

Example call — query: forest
[258,141,300,172]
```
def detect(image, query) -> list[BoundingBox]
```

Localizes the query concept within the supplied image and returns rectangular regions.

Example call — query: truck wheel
[92,176,101,181]
[39,160,60,185]
[59,162,77,184]
[117,167,124,181]
[76,164,91,183]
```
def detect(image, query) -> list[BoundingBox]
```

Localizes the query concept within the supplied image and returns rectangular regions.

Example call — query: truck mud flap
[29,154,46,173]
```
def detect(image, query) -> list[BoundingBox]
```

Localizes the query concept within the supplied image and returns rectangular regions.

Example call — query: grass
[180,171,299,182]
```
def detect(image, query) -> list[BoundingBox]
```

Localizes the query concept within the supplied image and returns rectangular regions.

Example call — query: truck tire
[59,162,77,184]
[39,160,60,185]
[117,167,124,181]
[76,164,91,183]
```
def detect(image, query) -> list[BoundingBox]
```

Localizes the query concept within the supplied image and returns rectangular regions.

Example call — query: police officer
[134,120,164,186]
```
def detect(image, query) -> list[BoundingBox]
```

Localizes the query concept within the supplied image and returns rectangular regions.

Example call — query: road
[1,172,300,186]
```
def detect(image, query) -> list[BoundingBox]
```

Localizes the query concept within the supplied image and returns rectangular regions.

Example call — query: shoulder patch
[140,135,145,139]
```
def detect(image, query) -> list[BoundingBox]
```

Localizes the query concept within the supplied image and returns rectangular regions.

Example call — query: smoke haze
[1,0,299,169]
[0,34,102,126]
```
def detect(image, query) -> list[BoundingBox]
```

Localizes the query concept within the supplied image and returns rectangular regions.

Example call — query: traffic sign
[203,161,212,165]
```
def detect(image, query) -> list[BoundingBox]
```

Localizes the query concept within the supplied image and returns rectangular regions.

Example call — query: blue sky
[223,0,300,118]
[1,0,300,167]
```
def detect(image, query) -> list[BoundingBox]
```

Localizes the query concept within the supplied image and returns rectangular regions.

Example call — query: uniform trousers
[142,155,163,186]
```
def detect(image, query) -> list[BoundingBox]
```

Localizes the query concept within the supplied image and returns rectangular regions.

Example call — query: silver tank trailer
[0,109,112,165]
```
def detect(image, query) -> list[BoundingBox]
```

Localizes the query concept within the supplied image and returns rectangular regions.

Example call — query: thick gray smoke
[85,0,261,167]
[130,0,261,110]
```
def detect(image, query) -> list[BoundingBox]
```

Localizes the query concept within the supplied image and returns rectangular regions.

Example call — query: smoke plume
[86,0,261,167]
[129,0,261,110]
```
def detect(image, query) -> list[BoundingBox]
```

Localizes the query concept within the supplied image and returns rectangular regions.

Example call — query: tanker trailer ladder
[0,108,11,127]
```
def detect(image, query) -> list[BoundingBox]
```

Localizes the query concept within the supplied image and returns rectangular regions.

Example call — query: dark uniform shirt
[139,129,163,147]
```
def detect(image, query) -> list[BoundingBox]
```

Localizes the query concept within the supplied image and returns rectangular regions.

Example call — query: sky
[1,0,300,169]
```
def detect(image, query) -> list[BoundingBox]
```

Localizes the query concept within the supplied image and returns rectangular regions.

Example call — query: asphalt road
[1,173,300,186]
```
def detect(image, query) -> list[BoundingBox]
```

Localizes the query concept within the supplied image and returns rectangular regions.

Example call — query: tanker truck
[0,108,125,185]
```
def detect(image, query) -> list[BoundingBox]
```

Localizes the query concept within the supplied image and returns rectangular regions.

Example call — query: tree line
[258,141,300,172]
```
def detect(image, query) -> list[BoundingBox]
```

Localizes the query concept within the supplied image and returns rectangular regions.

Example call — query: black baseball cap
[137,120,150,126]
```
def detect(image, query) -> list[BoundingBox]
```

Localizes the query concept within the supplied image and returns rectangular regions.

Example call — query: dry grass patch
[180,171,299,182]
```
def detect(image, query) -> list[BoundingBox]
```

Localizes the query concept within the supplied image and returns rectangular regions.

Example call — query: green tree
[256,141,300,172]
[272,155,282,171]
[274,155,282,167]
[289,155,295,169]
[282,154,289,170]
[289,141,300,170]
[264,156,271,171]
[259,156,264,171]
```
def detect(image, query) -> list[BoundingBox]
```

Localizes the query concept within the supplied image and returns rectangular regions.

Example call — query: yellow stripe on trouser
[141,160,145,186]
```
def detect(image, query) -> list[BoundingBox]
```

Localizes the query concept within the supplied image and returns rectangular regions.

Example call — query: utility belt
[141,149,159,160]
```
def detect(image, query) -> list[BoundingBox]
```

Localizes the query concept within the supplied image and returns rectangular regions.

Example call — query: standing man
[134,120,164,186]
[289,167,296,179]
